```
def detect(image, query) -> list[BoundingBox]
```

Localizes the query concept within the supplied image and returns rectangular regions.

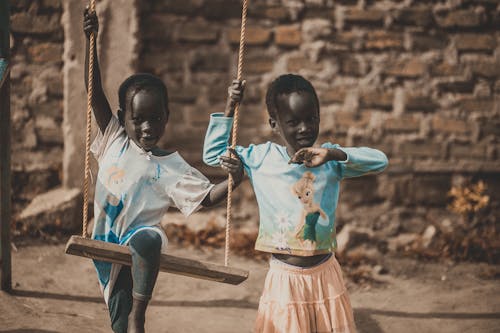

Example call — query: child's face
[123,90,168,151]
[270,91,319,155]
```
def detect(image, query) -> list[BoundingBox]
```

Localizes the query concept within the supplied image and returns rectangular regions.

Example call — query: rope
[82,0,96,238]
[225,0,248,266]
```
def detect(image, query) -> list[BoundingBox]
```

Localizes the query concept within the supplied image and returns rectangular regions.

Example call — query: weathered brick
[479,117,500,138]
[333,111,371,129]
[12,167,61,201]
[202,0,243,20]
[470,60,500,78]
[344,8,385,26]
[384,58,427,79]
[275,25,302,47]
[364,31,404,50]
[459,98,495,114]
[449,142,488,160]
[227,27,272,46]
[410,175,451,206]
[384,115,420,133]
[28,43,63,63]
[411,32,449,51]
[341,56,368,77]
[141,15,178,41]
[35,115,63,145]
[142,51,185,73]
[405,93,437,112]
[245,55,275,74]
[329,31,361,51]
[287,55,323,73]
[302,19,332,41]
[432,115,471,134]
[177,22,219,43]
[37,100,63,119]
[455,34,496,52]
[430,61,464,77]
[436,79,474,93]
[320,87,348,104]
[169,85,199,103]
[304,6,334,20]
[45,74,63,97]
[11,12,61,34]
[154,0,203,15]
[10,0,31,9]
[394,7,434,26]
[435,9,487,28]
[249,4,289,21]
[399,141,442,158]
[190,50,229,72]
[360,90,394,110]
[42,0,62,10]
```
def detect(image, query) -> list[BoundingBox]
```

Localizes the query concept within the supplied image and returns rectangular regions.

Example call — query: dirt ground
[1,240,499,333]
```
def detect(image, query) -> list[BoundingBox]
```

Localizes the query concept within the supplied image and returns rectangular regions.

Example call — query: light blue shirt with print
[203,113,388,256]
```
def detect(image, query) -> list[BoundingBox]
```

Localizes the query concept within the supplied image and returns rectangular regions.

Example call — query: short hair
[118,73,169,113]
[265,74,319,119]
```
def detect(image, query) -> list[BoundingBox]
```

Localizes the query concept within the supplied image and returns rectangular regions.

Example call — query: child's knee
[130,230,162,257]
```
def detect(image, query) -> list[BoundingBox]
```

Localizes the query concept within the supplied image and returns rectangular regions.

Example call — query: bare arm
[83,8,112,133]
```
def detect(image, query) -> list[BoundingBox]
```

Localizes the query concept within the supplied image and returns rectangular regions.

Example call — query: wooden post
[0,0,11,292]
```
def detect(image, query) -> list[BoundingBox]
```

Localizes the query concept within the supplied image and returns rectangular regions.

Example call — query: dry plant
[448,180,490,218]
[441,180,498,263]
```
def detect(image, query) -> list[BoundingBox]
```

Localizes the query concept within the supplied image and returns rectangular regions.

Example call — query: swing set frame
[0,0,11,293]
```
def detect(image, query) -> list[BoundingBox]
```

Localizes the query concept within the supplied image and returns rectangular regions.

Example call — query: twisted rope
[83,0,96,238]
[225,0,248,266]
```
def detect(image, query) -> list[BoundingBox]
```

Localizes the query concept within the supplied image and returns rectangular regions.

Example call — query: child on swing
[83,9,243,333]
[203,74,388,333]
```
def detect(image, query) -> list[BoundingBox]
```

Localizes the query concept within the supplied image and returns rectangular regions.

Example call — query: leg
[128,229,162,333]
[108,266,133,333]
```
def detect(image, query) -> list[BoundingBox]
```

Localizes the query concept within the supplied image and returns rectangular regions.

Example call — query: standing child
[203,74,388,333]
[83,10,243,333]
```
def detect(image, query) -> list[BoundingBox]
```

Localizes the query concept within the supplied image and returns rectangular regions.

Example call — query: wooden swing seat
[65,236,249,285]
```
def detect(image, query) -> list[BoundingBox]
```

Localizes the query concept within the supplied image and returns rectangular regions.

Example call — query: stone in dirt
[336,225,374,255]
[17,187,82,231]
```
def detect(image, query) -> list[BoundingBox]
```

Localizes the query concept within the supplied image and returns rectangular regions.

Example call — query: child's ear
[117,108,125,125]
[269,118,278,133]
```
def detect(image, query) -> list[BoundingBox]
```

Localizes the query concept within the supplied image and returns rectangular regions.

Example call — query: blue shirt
[203,113,388,256]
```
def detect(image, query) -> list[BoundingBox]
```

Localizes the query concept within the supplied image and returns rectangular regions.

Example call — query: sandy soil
[1,241,499,333]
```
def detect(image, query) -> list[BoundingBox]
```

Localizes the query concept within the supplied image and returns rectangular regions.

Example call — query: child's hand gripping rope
[220,148,244,186]
[83,6,98,39]
[225,79,246,117]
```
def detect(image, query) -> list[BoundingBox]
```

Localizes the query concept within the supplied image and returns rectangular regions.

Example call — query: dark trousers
[107,229,162,333]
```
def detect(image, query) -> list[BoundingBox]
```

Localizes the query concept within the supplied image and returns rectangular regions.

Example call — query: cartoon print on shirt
[105,165,125,187]
[273,211,292,251]
[292,172,327,250]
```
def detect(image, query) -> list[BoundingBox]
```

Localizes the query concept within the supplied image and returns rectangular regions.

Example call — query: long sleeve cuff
[203,113,234,166]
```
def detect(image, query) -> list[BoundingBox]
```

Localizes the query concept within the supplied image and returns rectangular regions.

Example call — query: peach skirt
[254,255,356,333]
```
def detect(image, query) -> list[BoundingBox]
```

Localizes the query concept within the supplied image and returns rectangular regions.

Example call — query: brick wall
[137,0,500,227]
[10,0,64,215]
[9,0,499,230]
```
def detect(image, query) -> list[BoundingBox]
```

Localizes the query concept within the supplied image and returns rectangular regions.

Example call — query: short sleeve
[90,115,125,163]
[167,155,214,217]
